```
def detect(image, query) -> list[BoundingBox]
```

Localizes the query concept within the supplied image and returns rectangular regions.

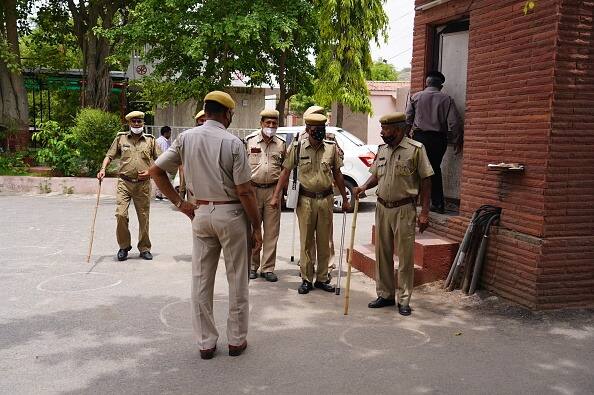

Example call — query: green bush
[0,152,29,176]
[32,121,82,176]
[70,109,123,174]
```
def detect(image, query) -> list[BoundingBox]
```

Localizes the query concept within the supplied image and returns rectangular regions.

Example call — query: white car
[254,126,378,212]
[173,127,377,212]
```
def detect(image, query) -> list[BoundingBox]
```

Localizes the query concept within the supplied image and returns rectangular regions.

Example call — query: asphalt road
[1,192,593,395]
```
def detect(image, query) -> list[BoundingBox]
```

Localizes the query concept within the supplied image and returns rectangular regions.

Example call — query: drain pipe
[468,214,500,295]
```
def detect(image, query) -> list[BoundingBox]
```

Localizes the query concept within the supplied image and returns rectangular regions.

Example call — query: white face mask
[130,126,144,134]
[263,127,277,137]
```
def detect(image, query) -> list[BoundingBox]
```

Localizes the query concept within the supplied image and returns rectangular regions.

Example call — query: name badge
[251,148,261,153]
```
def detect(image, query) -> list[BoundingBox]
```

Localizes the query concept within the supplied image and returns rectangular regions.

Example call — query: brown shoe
[228,341,247,357]
[200,345,216,360]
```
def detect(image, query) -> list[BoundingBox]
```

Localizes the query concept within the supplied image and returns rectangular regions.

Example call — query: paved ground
[1,191,593,395]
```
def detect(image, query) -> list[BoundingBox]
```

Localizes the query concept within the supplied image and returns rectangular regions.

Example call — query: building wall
[154,88,265,129]
[539,0,594,308]
[412,0,594,309]
[330,103,368,142]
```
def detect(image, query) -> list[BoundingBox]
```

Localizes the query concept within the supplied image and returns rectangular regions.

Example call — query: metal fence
[145,125,258,141]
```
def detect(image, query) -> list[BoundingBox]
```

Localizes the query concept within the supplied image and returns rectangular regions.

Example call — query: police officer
[353,112,433,316]
[149,91,262,360]
[271,113,350,294]
[97,111,160,261]
[195,109,206,126]
[405,71,462,214]
[246,109,286,282]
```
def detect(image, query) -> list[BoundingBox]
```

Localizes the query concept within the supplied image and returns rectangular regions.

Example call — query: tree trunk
[68,0,115,110]
[336,103,344,127]
[276,50,287,127]
[0,0,29,150]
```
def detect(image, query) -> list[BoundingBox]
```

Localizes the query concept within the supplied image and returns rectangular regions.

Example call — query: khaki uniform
[155,120,252,350]
[246,131,286,273]
[370,137,434,306]
[283,138,343,283]
[105,132,160,252]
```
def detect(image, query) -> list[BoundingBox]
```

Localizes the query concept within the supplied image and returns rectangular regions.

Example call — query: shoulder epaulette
[246,134,257,140]
[117,131,128,136]
[274,134,286,143]
[408,138,422,148]
[323,139,336,144]
[378,143,387,148]
[143,133,155,138]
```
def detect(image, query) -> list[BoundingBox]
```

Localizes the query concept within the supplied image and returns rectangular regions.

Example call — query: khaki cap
[204,90,235,109]
[125,111,145,121]
[260,109,279,119]
[194,110,205,120]
[304,105,325,117]
[379,112,406,125]
[304,113,327,126]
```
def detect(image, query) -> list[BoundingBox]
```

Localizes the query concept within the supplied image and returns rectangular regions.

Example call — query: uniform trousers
[191,203,250,349]
[115,179,151,252]
[413,130,448,209]
[375,202,416,306]
[297,195,333,283]
[251,186,281,273]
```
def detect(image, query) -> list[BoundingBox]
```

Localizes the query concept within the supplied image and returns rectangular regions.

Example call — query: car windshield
[337,129,365,146]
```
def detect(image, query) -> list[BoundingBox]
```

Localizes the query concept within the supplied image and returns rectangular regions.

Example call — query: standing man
[405,71,462,214]
[178,110,206,200]
[155,126,173,200]
[149,91,262,360]
[353,112,433,316]
[97,111,160,261]
[246,109,286,282]
[271,113,350,294]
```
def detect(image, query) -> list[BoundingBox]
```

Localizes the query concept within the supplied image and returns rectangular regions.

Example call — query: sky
[370,0,416,70]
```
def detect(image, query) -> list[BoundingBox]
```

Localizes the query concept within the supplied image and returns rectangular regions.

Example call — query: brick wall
[413,0,594,308]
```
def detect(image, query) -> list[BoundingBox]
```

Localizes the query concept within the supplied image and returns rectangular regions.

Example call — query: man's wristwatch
[174,199,184,208]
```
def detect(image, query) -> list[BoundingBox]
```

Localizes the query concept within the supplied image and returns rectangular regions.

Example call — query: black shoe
[398,303,412,316]
[117,246,132,261]
[430,205,445,214]
[140,251,153,260]
[228,341,247,357]
[261,272,278,282]
[368,297,396,308]
[314,281,335,292]
[298,280,313,294]
[200,345,216,360]
[249,270,258,280]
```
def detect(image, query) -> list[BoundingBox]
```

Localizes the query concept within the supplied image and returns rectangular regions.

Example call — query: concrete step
[350,244,426,286]
[353,228,459,286]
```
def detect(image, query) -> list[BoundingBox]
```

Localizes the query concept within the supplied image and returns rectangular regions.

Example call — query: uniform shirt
[246,131,286,184]
[405,86,462,144]
[370,137,434,202]
[156,135,171,154]
[155,120,251,201]
[105,132,161,179]
[283,138,343,192]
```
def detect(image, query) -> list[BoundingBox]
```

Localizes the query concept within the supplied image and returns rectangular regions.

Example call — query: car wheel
[333,179,355,213]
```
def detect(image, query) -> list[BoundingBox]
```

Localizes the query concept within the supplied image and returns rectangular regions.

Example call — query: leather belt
[195,200,241,205]
[251,181,277,189]
[299,188,333,199]
[377,196,416,209]
[119,174,147,183]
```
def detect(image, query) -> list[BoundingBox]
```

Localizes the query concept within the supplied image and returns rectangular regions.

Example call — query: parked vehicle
[172,127,377,212]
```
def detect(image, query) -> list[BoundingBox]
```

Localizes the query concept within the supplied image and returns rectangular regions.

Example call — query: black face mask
[382,135,396,145]
[310,128,326,141]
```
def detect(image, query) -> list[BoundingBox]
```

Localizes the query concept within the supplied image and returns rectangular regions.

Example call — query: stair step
[350,244,425,286]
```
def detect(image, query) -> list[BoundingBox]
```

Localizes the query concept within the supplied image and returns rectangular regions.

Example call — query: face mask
[311,128,326,141]
[131,126,144,134]
[263,127,277,137]
[381,135,396,145]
